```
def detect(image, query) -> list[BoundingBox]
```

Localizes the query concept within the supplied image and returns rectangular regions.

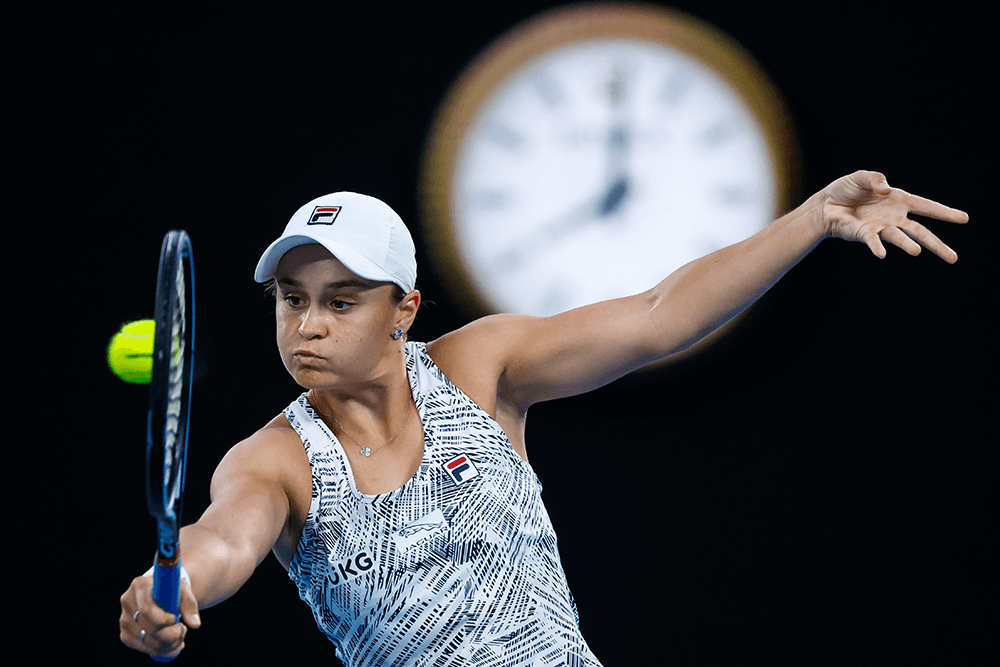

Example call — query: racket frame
[145,229,195,629]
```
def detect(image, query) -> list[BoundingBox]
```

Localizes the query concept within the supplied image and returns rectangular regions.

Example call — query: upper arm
[187,420,310,592]
[430,289,666,414]
[203,437,291,555]
[501,291,667,407]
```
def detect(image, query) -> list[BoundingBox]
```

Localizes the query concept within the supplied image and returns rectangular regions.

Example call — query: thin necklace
[309,390,412,457]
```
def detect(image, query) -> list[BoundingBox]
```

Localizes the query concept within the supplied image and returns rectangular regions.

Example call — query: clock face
[421,6,795,319]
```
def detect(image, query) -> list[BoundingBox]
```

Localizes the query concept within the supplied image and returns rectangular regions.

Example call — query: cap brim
[254,234,396,286]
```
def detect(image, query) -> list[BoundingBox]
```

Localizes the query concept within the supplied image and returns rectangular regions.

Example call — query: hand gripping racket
[146,230,195,660]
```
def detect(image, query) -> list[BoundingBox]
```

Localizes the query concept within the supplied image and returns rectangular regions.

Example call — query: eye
[331,299,352,311]
[282,294,304,308]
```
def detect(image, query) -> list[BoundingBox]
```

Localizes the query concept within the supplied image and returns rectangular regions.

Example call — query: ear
[394,289,421,333]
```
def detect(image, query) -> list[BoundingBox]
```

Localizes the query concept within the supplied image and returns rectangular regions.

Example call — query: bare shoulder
[426,314,540,410]
[427,313,541,364]
[211,413,311,501]
[427,297,658,411]
[427,315,541,457]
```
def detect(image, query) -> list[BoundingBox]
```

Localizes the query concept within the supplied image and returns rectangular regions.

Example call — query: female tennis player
[120,171,966,664]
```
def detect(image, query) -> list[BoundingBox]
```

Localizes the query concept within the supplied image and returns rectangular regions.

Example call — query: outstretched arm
[119,424,307,660]
[434,171,968,420]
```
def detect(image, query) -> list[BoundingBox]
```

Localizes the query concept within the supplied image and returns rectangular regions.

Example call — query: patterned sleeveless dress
[285,342,602,666]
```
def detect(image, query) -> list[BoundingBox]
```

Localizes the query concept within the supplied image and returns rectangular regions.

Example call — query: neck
[307,353,412,443]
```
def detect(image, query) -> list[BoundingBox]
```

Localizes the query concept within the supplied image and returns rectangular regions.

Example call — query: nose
[298,306,327,339]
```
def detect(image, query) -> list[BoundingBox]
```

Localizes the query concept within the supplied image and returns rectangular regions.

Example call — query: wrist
[143,563,191,585]
[792,189,832,241]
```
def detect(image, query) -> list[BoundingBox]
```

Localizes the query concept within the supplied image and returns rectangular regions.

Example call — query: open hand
[822,170,968,262]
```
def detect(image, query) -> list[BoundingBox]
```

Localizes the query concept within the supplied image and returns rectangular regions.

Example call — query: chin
[285,364,328,388]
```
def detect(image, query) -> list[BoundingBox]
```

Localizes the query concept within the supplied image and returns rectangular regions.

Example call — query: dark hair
[264,278,278,298]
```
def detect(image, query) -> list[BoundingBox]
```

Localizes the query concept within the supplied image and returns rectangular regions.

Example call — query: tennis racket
[146,229,195,659]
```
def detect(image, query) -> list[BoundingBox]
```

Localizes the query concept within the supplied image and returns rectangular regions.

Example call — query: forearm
[173,521,261,609]
[645,193,828,356]
[170,475,289,609]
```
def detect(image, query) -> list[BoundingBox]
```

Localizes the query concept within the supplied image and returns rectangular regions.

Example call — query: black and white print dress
[285,342,602,667]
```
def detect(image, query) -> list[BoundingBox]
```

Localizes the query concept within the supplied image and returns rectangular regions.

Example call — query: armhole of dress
[411,342,542,491]
[285,397,322,583]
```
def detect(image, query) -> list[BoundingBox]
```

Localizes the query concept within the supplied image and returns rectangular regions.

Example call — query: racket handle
[151,556,182,663]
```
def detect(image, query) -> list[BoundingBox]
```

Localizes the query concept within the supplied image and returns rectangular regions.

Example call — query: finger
[124,581,189,657]
[134,580,181,628]
[879,225,923,257]
[899,219,959,263]
[858,227,888,259]
[121,619,183,658]
[130,605,181,630]
[904,191,969,224]
[127,615,188,657]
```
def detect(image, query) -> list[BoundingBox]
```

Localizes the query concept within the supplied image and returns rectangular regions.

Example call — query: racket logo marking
[157,523,177,559]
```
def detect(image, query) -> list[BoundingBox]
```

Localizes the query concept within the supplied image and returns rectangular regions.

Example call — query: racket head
[146,229,195,564]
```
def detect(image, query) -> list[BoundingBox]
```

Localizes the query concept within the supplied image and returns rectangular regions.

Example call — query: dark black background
[44,1,991,664]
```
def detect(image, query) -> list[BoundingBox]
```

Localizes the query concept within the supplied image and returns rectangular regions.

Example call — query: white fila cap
[254,192,417,292]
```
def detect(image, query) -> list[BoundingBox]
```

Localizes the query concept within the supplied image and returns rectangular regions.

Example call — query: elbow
[642,284,732,362]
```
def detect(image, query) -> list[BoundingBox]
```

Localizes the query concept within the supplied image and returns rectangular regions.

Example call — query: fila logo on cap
[308,205,342,225]
[444,454,479,485]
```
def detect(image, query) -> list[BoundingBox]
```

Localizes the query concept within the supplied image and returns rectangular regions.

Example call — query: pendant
[360,446,372,457]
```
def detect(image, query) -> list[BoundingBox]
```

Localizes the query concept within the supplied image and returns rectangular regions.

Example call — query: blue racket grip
[151,559,182,662]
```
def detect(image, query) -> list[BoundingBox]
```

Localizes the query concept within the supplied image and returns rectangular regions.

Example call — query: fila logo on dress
[308,205,342,225]
[444,454,479,484]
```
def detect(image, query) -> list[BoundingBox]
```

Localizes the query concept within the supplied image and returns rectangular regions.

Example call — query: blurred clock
[419,3,797,323]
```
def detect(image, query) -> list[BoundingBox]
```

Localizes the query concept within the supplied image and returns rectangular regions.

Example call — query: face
[273,244,418,391]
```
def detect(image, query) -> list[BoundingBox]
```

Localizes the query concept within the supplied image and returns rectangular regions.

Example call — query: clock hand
[597,176,629,217]
[601,66,633,217]
[595,121,633,217]
[490,192,610,271]
[493,67,642,272]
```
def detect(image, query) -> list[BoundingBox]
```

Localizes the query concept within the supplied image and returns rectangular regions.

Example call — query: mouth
[292,350,325,363]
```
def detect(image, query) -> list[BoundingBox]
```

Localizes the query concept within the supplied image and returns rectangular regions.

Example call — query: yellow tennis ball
[108,319,155,384]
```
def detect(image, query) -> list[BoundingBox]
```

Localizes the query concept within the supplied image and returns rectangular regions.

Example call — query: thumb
[178,581,202,629]
[867,170,890,194]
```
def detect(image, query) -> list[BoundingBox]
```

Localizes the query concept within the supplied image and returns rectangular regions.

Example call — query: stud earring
[392,329,404,340]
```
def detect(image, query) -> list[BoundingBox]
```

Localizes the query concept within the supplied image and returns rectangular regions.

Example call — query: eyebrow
[276,277,375,291]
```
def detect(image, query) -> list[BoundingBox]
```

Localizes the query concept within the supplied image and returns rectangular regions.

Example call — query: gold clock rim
[419,1,799,321]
